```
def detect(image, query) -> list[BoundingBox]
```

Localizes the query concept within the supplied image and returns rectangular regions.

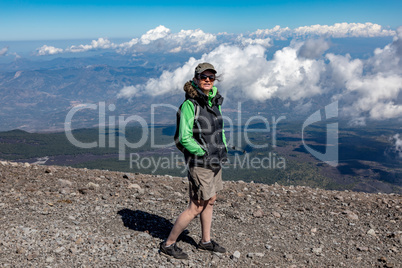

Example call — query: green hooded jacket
[178,81,227,156]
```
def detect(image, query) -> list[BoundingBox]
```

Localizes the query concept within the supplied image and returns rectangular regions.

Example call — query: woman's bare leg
[166,199,205,246]
[199,195,216,242]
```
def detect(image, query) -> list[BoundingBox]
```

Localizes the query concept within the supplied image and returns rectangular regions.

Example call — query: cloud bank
[118,27,402,123]
[117,40,327,101]
[36,23,395,56]
[293,22,395,38]
[32,23,401,123]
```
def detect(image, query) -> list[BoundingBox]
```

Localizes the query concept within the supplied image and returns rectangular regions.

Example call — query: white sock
[165,242,174,247]
[202,240,211,244]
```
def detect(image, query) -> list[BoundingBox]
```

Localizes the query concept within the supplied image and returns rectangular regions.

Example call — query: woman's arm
[179,100,206,156]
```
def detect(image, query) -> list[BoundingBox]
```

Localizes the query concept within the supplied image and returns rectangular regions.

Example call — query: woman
[160,62,228,259]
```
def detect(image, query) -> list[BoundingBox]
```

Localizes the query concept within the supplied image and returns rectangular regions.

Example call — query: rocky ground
[0,161,401,267]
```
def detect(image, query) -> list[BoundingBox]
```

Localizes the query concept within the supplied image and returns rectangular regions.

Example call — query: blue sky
[0,0,401,41]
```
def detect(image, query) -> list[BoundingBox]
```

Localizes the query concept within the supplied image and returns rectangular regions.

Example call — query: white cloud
[35,23,397,56]
[117,38,139,53]
[369,26,402,74]
[66,38,116,53]
[117,85,140,99]
[0,46,8,56]
[37,45,64,55]
[117,42,325,102]
[251,23,395,39]
[118,26,402,123]
[293,22,395,38]
[239,42,325,101]
[326,27,402,121]
[252,25,292,40]
[343,74,402,120]
[392,134,402,158]
[117,57,199,98]
[237,35,272,48]
[117,27,217,54]
[36,38,117,55]
[139,25,170,45]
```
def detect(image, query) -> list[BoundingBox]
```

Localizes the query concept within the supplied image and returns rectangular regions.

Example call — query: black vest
[185,89,227,167]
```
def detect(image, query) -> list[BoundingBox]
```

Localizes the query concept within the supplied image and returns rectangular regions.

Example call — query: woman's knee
[208,195,217,205]
[189,199,205,215]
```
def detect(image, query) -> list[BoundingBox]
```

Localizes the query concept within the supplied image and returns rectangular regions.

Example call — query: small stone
[78,188,88,194]
[367,229,376,237]
[253,209,264,218]
[46,257,54,263]
[58,179,73,188]
[23,162,30,168]
[357,246,369,251]
[249,252,264,257]
[123,173,135,180]
[378,256,387,263]
[54,247,65,253]
[16,247,26,254]
[312,247,322,255]
[265,244,272,250]
[127,183,142,190]
[174,192,183,197]
[45,167,56,174]
[231,202,240,209]
[311,228,317,233]
[334,195,344,201]
[231,251,241,259]
[86,182,99,190]
[284,253,293,260]
[343,210,359,220]
[138,188,145,195]
[272,211,281,218]
[348,213,358,220]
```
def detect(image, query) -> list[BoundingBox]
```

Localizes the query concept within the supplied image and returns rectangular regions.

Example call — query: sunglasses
[198,74,215,81]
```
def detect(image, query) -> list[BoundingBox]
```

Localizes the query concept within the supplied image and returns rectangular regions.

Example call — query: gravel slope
[0,161,401,267]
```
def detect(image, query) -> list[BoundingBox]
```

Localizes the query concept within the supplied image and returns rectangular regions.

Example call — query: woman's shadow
[117,209,197,246]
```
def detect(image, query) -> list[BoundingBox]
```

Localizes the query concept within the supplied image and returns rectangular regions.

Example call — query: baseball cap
[195,62,217,75]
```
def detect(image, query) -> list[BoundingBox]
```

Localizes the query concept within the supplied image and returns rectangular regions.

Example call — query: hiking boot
[159,241,188,259]
[197,240,226,253]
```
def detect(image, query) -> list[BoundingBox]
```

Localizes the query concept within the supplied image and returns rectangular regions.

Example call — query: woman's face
[196,70,215,93]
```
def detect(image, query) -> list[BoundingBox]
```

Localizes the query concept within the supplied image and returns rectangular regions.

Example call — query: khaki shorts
[188,166,223,201]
